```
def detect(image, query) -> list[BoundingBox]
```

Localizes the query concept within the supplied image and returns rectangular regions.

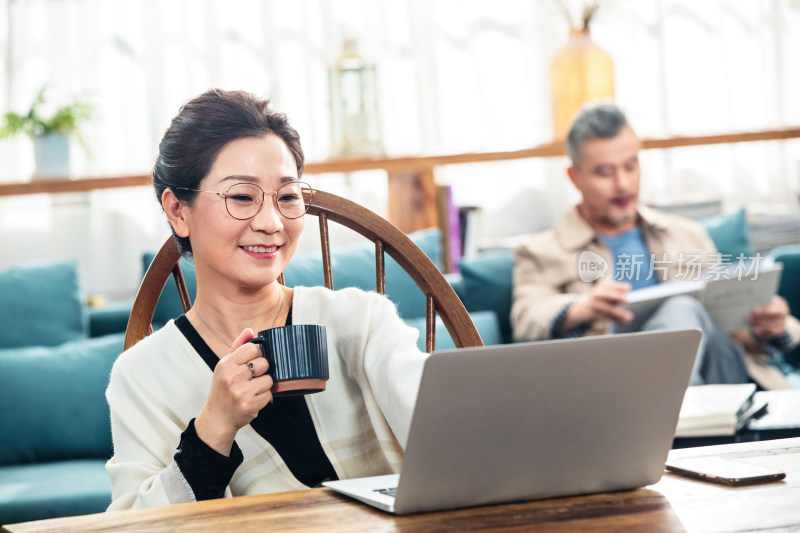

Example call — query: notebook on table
[675,383,760,437]
[323,329,702,515]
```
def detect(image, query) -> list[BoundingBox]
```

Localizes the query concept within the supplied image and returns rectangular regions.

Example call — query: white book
[701,262,782,331]
[675,384,756,437]
[618,262,782,333]
[619,281,705,333]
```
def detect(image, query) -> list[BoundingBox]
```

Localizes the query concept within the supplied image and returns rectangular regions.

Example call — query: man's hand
[747,295,790,340]
[562,281,633,332]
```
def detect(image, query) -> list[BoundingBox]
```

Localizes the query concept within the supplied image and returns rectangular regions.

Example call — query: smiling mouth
[242,245,279,253]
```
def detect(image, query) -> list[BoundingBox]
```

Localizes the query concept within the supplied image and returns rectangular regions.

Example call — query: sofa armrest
[770,245,800,317]
[88,301,133,338]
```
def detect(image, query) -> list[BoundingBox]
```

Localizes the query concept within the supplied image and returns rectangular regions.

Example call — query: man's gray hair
[566,103,631,168]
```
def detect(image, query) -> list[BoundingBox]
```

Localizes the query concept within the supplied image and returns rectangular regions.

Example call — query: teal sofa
[0,261,127,526]
[0,229,498,526]
[452,208,800,383]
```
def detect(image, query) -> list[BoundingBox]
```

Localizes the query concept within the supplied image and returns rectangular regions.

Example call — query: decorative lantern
[328,38,384,158]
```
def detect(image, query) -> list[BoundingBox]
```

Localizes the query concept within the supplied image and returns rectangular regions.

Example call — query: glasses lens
[225,183,263,220]
[276,182,312,219]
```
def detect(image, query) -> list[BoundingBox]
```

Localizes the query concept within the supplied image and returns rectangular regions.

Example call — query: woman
[106,89,427,509]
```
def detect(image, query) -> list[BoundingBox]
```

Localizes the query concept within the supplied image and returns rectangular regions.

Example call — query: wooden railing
[1,127,799,233]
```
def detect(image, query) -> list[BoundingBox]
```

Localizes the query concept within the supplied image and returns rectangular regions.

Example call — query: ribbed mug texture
[259,325,328,382]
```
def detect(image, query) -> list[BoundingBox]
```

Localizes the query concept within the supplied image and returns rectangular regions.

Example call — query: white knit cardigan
[105,286,428,510]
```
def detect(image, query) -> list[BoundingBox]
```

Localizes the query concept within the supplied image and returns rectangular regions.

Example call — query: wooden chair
[125,189,483,352]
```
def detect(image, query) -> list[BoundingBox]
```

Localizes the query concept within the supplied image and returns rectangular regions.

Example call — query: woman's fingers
[227,329,260,364]
[245,356,270,379]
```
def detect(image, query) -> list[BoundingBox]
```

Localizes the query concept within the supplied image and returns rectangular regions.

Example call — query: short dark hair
[153,89,305,255]
[566,102,630,169]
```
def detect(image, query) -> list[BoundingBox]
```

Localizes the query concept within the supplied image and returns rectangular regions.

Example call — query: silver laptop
[323,329,701,515]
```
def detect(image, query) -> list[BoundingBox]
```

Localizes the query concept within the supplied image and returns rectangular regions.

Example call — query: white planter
[32,133,71,178]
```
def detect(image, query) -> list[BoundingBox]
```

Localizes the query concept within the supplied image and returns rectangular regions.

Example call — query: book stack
[435,185,462,274]
[458,205,481,261]
[675,383,766,437]
[435,184,483,273]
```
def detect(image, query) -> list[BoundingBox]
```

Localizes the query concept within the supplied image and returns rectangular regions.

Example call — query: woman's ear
[162,188,191,238]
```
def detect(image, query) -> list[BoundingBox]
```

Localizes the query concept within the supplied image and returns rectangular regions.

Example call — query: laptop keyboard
[375,487,397,498]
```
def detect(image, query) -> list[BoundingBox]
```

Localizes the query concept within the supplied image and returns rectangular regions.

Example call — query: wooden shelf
[0,173,152,196]
[2,127,799,232]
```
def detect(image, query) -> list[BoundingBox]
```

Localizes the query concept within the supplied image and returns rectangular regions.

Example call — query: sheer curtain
[1,0,799,298]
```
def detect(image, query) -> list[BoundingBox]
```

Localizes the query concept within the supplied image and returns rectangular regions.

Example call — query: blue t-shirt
[599,227,660,291]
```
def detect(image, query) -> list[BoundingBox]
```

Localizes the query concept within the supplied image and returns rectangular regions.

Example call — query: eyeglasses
[177,181,313,220]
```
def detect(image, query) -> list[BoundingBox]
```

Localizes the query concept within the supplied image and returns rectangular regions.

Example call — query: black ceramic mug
[247,324,329,397]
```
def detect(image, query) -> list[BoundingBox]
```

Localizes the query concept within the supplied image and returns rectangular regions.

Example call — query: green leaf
[0,87,93,141]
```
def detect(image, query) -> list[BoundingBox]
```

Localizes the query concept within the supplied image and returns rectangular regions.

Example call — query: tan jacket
[512,205,800,341]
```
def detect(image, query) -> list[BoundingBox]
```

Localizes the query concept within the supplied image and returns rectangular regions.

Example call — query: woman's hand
[194,328,273,456]
[748,295,790,340]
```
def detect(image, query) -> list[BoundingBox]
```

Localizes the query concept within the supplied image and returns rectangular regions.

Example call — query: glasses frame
[176,181,313,220]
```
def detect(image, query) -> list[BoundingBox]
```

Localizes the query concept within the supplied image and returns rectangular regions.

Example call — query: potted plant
[0,87,93,178]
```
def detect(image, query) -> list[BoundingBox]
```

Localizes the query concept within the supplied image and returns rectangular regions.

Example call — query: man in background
[511,102,799,386]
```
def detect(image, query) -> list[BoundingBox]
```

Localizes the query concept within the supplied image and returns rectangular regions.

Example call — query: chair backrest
[125,189,483,352]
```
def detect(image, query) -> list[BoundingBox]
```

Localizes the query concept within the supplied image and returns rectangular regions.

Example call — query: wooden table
[3,438,799,532]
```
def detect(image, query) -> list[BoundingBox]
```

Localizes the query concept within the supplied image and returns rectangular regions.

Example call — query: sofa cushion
[699,207,754,259]
[88,301,134,338]
[405,309,501,352]
[0,260,86,349]
[444,272,466,302]
[458,250,514,344]
[140,255,198,329]
[146,229,443,324]
[0,333,124,466]
[0,459,111,525]
[284,228,442,320]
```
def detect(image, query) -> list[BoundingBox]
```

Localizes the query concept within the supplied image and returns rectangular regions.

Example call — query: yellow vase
[550,28,615,141]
